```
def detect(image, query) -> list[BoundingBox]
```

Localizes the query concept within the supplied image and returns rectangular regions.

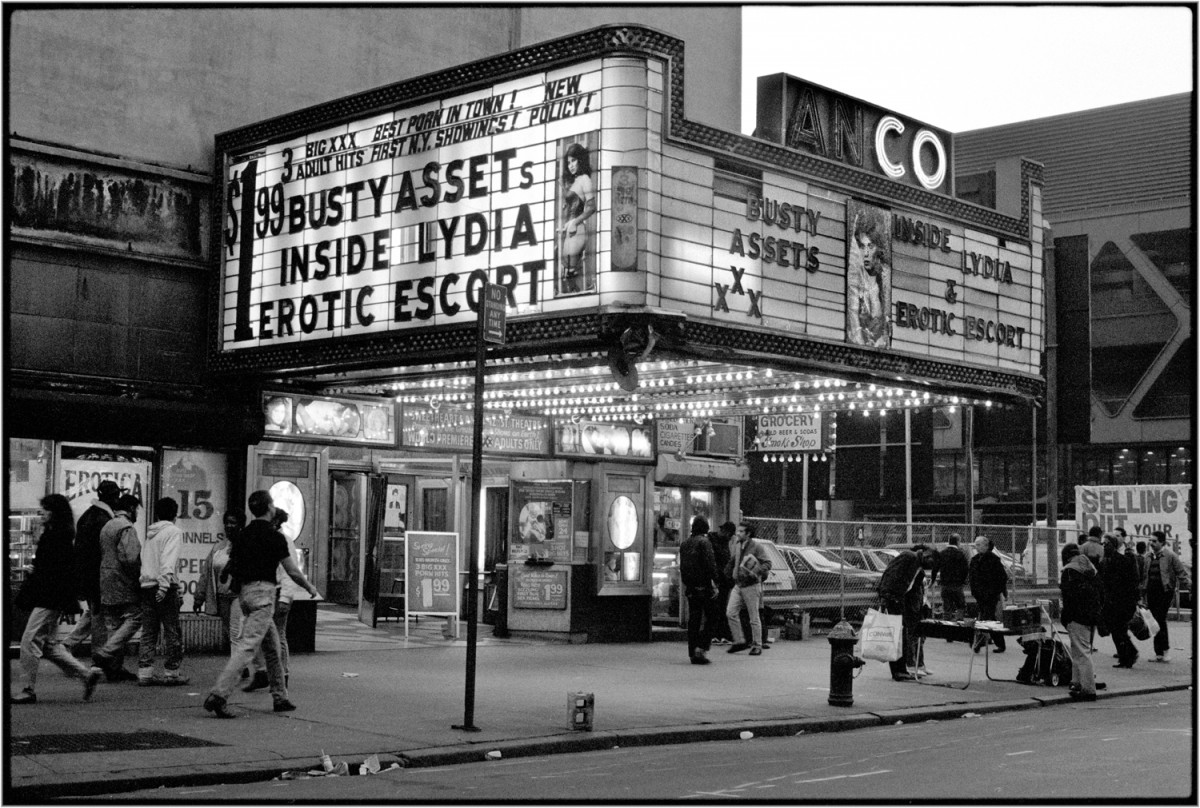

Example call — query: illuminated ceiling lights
[326,356,1003,423]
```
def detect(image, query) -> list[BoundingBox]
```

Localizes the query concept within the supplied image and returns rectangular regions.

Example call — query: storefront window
[8,439,50,511]
[1169,446,1191,484]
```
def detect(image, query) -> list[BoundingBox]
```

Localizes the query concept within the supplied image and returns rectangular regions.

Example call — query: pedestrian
[1143,530,1190,663]
[679,516,719,665]
[137,497,188,686]
[1115,527,1132,555]
[204,490,321,718]
[61,479,121,668]
[877,544,934,681]
[1100,533,1140,668]
[1133,540,1149,600]
[92,495,144,682]
[194,509,244,652]
[1081,526,1106,568]
[707,521,736,644]
[938,533,969,621]
[968,536,1009,653]
[269,508,305,686]
[1059,543,1102,701]
[724,523,770,655]
[11,494,103,704]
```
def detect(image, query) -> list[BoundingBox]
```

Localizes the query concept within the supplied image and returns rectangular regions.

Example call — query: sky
[741,4,1195,134]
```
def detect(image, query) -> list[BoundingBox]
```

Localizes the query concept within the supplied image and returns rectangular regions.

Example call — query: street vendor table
[916,619,1045,690]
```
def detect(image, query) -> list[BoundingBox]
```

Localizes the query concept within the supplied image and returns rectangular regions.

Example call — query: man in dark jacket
[1060,543,1102,700]
[680,516,719,665]
[968,536,1009,653]
[706,522,736,644]
[61,480,121,666]
[877,545,934,681]
[938,533,969,621]
[1101,533,1140,668]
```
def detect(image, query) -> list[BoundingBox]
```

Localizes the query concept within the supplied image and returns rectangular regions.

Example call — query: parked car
[825,546,897,574]
[755,540,880,623]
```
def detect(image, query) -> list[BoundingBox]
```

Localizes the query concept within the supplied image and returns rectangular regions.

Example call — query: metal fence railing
[745,517,1080,589]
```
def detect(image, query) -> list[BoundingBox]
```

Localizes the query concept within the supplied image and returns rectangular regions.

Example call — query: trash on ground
[486,750,502,759]
[895,720,904,725]
[961,712,981,719]
[321,750,334,772]
[341,672,359,678]
[739,731,754,740]
[360,754,381,775]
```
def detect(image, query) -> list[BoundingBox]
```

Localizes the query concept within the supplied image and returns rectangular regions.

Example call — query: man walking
[62,479,121,671]
[204,490,321,718]
[1101,533,1140,668]
[1060,543,1102,701]
[724,524,770,655]
[680,516,719,665]
[1143,530,1190,663]
[938,533,969,621]
[968,536,1009,653]
[138,497,189,686]
[93,495,143,682]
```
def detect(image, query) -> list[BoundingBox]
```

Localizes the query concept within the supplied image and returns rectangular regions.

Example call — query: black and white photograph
[5,4,1192,805]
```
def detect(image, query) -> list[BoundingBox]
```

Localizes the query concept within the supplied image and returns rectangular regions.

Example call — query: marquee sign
[218,58,648,354]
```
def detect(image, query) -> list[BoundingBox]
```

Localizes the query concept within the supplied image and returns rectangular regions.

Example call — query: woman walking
[11,494,102,704]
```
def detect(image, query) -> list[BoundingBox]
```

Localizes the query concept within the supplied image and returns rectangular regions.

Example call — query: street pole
[453,296,487,733]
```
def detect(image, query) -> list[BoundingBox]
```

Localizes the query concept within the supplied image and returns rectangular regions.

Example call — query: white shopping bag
[854,608,903,662]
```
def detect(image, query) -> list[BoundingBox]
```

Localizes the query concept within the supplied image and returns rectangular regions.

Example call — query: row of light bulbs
[760,453,830,463]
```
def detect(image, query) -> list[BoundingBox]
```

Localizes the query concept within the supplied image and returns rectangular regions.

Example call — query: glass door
[328,471,363,605]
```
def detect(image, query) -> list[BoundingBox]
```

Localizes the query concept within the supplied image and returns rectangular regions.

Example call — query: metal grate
[10,731,225,755]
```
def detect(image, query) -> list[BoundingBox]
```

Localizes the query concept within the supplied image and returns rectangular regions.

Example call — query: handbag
[1128,607,1149,641]
[855,607,903,662]
[1137,605,1159,640]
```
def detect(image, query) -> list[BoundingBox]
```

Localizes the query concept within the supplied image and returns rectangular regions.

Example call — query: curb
[6,684,1190,800]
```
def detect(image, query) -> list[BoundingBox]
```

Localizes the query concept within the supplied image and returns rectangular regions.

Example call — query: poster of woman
[845,199,892,348]
[555,132,598,295]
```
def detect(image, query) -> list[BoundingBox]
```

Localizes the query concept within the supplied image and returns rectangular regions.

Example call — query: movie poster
[845,199,892,348]
[554,131,600,296]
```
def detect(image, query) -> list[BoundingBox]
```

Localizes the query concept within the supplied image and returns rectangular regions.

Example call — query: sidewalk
[6,606,1193,799]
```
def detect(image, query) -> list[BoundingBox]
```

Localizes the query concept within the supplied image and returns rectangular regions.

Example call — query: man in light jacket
[138,497,188,686]
[93,495,143,682]
[1143,530,1191,663]
[724,524,771,655]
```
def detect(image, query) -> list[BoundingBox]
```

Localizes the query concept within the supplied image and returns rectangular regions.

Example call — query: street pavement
[6,606,1194,800]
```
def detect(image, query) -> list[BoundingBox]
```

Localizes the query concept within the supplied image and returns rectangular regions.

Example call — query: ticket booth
[506,460,656,642]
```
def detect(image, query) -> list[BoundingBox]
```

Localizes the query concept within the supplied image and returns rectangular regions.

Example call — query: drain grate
[11,731,225,755]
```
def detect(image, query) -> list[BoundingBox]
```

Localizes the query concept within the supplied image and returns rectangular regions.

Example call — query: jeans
[19,607,92,692]
[685,588,719,657]
[61,599,108,655]
[96,602,141,670]
[1147,586,1174,656]
[273,598,292,677]
[210,582,287,701]
[1065,620,1095,694]
[726,584,763,647]
[138,585,183,673]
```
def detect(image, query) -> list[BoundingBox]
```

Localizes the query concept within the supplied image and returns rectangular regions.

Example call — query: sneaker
[82,667,102,701]
[726,643,750,654]
[749,646,762,656]
[157,673,190,687]
[711,638,730,646]
[916,667,933,676]
[242,671,269,692]
[272,697,297,712]
[203,694,236,719]
[10,689,36,704]
[690,651,712,666]
[761,643,772,650]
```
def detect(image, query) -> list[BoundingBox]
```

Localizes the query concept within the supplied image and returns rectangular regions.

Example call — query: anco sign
[218,61,618,353]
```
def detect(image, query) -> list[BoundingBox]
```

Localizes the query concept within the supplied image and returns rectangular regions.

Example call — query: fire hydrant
[828,619,865,707]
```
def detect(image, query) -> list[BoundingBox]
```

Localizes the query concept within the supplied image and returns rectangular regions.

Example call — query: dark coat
[18,523,82,613]
[968,551,1008,603]
[1060,557,1103,627]
[679,532,717,595]
[707,531,733,587]
[1101,551,1139,624]
[73,502,113,602]
[938,545,969,588]
[878,550,922,602]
